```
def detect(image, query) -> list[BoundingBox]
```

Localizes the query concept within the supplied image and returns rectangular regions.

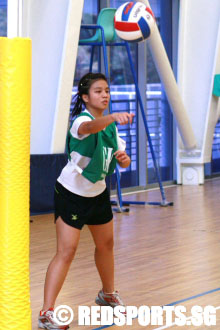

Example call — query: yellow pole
[0,37,32,329]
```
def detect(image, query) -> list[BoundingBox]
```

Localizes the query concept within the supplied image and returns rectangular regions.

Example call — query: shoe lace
[46,310,54,318]
[105,291,124,305]
[113,292,124,305]
[45,310,60,324]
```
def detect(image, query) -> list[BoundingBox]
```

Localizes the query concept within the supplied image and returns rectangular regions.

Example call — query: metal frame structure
[79,24,173,210]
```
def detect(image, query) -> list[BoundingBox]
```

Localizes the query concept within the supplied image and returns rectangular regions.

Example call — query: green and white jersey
[57,110,126,197]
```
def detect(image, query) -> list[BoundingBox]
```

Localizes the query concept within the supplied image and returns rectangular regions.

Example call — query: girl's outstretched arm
[78,112,134,135]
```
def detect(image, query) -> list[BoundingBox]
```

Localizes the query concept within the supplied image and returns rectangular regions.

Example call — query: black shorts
[54,181,113,230]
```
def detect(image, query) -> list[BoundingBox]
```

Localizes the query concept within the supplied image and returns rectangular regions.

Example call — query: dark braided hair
[71,72,108,118]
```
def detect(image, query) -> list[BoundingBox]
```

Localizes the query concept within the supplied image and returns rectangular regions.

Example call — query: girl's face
[82,79,110,113]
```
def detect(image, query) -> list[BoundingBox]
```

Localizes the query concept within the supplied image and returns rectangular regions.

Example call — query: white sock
[104,290,116,295]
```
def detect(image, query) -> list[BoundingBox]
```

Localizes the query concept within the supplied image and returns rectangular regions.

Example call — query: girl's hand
[114,150,131,168]
[111,112,134,125]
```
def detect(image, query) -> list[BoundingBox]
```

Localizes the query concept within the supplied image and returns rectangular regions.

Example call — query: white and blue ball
[114,2,155,42]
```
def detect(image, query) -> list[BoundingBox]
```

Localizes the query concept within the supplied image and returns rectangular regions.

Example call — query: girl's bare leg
[88,220,114,293]
[42,217,81,310]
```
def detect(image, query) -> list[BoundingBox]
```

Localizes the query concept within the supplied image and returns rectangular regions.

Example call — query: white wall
[25,0,84,154]
[177,0,220,184]
[178,0,220,149]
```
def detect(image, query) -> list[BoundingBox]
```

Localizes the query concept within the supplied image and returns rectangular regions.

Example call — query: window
[0,0,7,37]
[74,0,99,82]
[211,121,220,174]
[146,0,173,183]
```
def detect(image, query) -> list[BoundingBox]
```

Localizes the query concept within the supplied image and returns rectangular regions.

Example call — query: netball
[114,1,155,42]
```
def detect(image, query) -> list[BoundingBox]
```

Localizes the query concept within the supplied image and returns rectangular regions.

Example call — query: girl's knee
[57,245,77,264]
[96,237,114,251]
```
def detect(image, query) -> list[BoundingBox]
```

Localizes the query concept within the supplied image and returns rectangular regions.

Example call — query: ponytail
[71,92,85,118]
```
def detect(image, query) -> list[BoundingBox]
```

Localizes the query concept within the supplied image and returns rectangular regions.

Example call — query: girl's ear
[82,94,88,103]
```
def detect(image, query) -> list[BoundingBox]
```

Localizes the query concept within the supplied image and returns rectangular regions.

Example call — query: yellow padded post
[0,37,32,329]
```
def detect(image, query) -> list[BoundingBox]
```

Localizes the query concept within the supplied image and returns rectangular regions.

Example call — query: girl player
[38,72,134,329]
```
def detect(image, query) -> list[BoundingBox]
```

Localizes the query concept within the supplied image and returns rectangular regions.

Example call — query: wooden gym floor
[30,178,220,329]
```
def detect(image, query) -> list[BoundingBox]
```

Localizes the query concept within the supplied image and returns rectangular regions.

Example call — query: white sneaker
[38,308,70,330]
